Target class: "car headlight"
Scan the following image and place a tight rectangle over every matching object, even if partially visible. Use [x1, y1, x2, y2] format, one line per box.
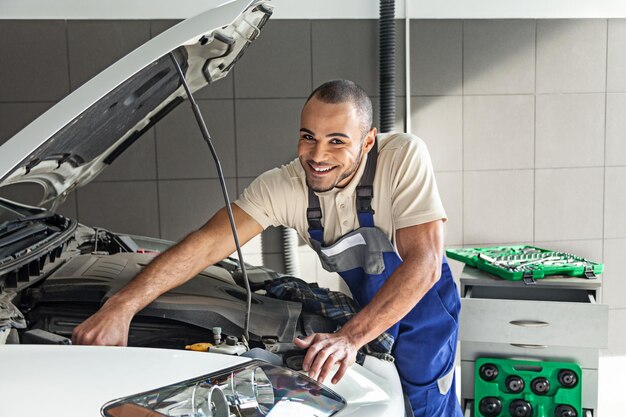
[102, 360, 346, 417]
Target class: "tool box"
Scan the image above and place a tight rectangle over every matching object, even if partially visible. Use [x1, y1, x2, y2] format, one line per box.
[446, 245, 603, 283]
[474, 357, 582, 417]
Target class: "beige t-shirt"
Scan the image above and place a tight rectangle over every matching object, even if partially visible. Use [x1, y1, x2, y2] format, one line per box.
[234, 132, 447, 247]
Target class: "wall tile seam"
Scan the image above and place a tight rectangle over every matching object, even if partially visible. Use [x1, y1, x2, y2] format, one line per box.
[0, 101, 60, 104]
[601, 18, 610, 273]
[413, 94, 534, 99]
[456, 246, 603, 252]
[64, 19, 72, 96]
[411, 92, 626, 97]
[460, 93, 537, 97]
[153, 136, 163, 238]
[309, 19, 314, 91]
[460, 19, 466, 249]
[231, 95, 408, 100]
[64, 20, 79, 218]
[230, 62, 239, 205]
[409, 95, 463, 98]
[461, 165, 537, 172]
[533, 19, 538, 244]
[445, 241, 464, 247]
[458, 243, 536, 247]
[532, 238, 610, 243]
[91, 177, 240, 183]
[534, 166, 607, 171]
[151, 53, 164, 238]
[465, 166, 608, 172]
[534, 91, 608, 96]
[463, 168, 535, 173]
[177, 98, 237, 101]
[233, 95, 410, 99]
[231, 96, 308, 100]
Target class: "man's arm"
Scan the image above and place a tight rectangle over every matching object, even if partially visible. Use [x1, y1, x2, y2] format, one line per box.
[293, 219, 444, 384]
[72, 204, 263, 346]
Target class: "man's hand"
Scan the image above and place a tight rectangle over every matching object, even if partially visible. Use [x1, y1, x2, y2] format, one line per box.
[71, 302, 133, 346]
[293, 331, 358, 385]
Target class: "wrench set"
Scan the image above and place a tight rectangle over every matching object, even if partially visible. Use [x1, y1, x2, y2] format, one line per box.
[446, 245, 603, 284]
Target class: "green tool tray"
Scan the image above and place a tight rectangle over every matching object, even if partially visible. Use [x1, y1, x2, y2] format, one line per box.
[446, 245, 603, 282]
[474, 357, 582, 417]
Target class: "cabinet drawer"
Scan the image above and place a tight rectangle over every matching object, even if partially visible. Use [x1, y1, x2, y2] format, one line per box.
[461, 361, 598, 409]
[460, 296, 608, 349]
[461, 341, 599, 369]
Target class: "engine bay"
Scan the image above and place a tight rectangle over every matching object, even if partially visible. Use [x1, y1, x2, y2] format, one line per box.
[1, 227, 337, 366]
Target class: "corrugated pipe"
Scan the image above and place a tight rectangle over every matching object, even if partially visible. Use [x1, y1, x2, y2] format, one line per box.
[379, 0, 396, 133]
[282, 226, 301, 277]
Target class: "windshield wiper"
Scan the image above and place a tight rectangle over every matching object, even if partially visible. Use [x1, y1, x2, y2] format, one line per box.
[0, 211, 58, 236]
[0, 222, 50, 251]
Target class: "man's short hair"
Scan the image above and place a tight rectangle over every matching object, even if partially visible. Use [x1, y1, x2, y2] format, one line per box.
[305, 79, 373, 137]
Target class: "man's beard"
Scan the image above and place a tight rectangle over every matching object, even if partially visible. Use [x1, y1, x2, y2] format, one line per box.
[305, 142, 365, 192]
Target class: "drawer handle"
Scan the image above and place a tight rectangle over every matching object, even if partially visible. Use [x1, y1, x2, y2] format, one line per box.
[510, 343, 548, 349]
[509, 320, 549, 328]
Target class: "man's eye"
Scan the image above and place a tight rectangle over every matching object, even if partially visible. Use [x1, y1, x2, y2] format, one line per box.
[330, 139, 344, 145]
[301, 135, 315, 141]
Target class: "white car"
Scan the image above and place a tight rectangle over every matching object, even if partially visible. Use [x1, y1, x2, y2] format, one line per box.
[0, 1, 407, 416]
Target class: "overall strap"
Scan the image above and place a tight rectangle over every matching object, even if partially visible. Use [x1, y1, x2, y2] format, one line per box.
[356, 139, 378, 228]
[307, 138, 379, 243]
[307, 187, 324, 244]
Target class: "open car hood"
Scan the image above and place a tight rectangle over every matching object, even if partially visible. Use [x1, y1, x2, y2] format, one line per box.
[0, 0, 272, 209]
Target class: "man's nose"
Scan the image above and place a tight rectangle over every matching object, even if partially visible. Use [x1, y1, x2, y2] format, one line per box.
[310, 141, 329, 162]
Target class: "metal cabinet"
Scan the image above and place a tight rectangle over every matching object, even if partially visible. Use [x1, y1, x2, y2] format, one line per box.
[458, 266, 608, 416]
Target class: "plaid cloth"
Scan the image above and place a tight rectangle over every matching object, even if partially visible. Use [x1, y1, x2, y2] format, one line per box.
[265, 276, 395, 362]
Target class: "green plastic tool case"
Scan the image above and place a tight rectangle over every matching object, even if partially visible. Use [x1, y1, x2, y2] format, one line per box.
[474, 357, 582, 417]
[446, 245, 603, 282]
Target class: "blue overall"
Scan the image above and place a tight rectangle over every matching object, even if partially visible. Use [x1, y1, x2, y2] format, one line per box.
[306, 140, 462, 417]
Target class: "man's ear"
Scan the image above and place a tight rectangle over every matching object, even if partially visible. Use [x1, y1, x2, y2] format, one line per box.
[363, 127, 377, 153]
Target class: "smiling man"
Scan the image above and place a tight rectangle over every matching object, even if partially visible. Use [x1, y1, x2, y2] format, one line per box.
[73, 80, 462, 417]
[298, 92, 371, 192]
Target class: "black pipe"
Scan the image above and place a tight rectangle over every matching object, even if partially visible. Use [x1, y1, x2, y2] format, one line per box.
[379, 0, 396, 133]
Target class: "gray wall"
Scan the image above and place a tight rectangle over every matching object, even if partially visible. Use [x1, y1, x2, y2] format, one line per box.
[1, 19, 625, 354]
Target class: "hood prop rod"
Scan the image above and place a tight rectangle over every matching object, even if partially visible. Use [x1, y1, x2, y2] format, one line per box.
[168, 52, 252, 347]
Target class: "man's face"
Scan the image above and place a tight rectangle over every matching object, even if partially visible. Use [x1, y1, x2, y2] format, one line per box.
[298, 97, 375, 192]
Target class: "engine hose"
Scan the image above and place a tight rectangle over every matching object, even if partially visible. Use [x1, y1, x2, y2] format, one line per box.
[379, 0, 396, 133]
[282, 226, 301, 277]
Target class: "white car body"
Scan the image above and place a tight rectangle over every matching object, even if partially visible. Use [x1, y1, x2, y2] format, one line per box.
[1, 346, 404, 416]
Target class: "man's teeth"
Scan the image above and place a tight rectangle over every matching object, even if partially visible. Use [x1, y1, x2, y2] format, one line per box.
[313, 166, 333, 172]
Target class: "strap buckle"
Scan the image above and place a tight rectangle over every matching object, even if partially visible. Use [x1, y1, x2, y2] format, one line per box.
[356, 185, 375, 214]
[306, 207, 323, 230]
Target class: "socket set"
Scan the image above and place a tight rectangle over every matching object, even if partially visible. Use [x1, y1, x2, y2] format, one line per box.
[446, 245, 603, 283]
[474, 357, 582, 417]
